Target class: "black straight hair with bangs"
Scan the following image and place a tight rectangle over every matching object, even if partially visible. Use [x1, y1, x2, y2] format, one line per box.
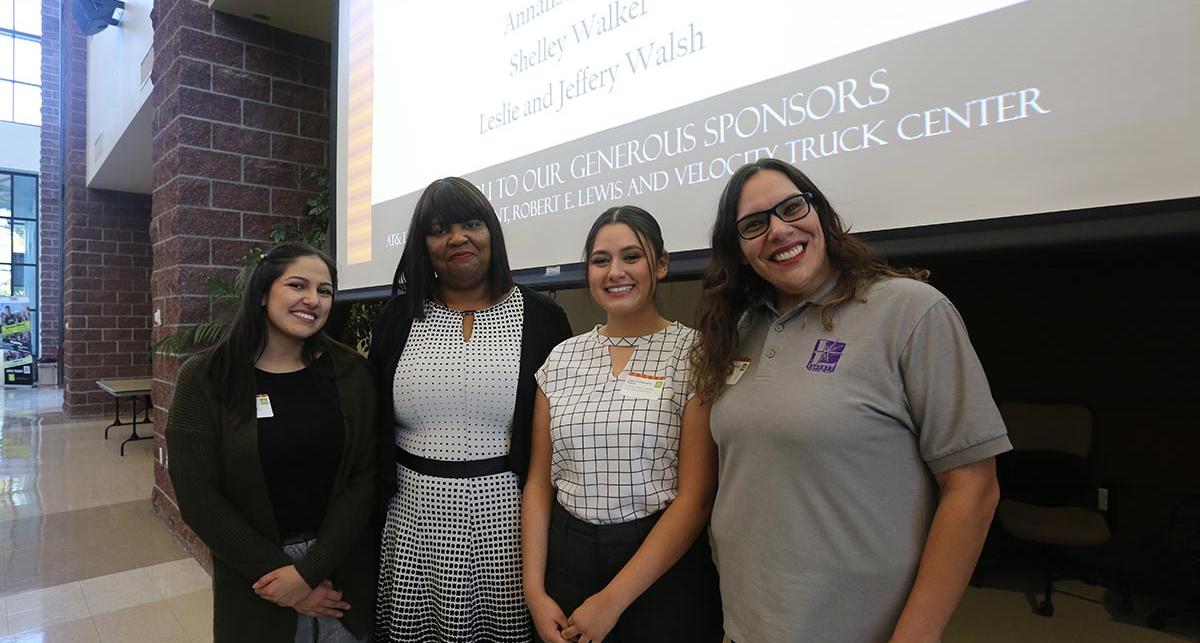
[391, 177, 514, 320]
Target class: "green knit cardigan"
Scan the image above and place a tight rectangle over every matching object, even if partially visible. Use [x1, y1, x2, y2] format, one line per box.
[166, 341, 378, 641]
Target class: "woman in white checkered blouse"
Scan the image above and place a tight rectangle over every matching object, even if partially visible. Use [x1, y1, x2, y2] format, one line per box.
[522, 206, 723, 643]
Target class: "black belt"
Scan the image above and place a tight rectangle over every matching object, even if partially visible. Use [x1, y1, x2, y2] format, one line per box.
[396, 446, 510, 479]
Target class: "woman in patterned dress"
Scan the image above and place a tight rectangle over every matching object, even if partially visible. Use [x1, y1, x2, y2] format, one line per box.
[523, 206, 723, 643]
[369, 177, 572, 642]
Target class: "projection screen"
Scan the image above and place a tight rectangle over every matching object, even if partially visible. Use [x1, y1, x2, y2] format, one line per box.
[334, 0, 1200, 294]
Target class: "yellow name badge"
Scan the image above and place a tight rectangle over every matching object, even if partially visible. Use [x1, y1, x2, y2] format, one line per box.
[255, 394, 274, 419]
[726, 358, 752, 385]
[621, 372, 666, 399]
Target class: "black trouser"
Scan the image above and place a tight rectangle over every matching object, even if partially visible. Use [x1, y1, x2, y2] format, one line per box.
[545, 503, 724, 643]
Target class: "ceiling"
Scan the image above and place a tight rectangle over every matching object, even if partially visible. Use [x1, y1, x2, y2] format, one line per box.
[207, 0, 334, 42]
[88, 98, 154, 194]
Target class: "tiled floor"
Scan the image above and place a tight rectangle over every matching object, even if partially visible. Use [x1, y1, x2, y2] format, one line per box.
[3, 386, 1198, 642]
[0, 386, 211, 642]
[948, 573, 1198, 642]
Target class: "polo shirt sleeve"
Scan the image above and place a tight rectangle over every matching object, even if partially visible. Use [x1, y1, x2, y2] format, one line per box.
[900, 298, 1012, 474]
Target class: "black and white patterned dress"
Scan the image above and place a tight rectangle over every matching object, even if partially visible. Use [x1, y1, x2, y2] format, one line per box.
[375, 288, 531, 642]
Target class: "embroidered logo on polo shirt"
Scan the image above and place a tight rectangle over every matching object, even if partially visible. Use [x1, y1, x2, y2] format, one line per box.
[806, 339, 845, 373]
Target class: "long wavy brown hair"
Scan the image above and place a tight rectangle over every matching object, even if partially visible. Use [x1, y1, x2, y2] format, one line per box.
[691, 158, 928, 403]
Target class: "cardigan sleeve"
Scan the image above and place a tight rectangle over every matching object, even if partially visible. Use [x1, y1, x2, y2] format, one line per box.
[366, 296, 401, 385]
[508, 288, 574, 485]
[368, 296, 409, 531]
[549, 300, 573, 346]
[292, 353, 378, 588]
[532, 288, 574, 357]
[165, 357, 293, 580]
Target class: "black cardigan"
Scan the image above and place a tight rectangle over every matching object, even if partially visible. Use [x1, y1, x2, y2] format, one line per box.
[167, 341, 377, 641]
[367, 285, 572, 520]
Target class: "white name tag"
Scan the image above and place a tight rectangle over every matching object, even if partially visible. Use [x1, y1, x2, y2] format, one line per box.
[726, 358, 752, 385]
[255, 394, 274, 419]
[621, 372, 666, 399]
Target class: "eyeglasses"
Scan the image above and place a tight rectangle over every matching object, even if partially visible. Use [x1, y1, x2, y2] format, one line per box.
[735, 193, 813, 240]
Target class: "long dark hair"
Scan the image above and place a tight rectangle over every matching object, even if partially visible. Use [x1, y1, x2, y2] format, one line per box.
[691, 158, 927, 402]
[391, 177, 514, 319]
[205, 242, 338, 425]
[583, 205, 667, 297]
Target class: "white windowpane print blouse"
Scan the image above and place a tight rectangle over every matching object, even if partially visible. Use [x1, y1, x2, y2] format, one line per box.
[535, 322, 697, 524]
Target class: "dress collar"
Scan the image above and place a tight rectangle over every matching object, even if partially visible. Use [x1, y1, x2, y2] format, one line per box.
[590, 321, 676, 347]
[428, 286, 518, 315]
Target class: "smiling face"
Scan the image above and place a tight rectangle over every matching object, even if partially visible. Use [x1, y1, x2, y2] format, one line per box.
[426, 218, 493, 293]
[587, 222, 667, 319]
[263, 255, 333, 347]
[736, 169, 834, 312]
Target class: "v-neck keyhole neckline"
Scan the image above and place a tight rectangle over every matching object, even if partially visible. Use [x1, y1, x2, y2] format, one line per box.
[592, 321, 678, 378]
[460, 312, 474, 342]
[607, 345, 636, 378]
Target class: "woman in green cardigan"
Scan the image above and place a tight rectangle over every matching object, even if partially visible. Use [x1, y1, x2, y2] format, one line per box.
[166, 242, 378, 642]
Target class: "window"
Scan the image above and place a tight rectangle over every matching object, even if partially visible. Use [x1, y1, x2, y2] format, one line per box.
[0, 172, 38, 353]
[0, 0, 40, 126]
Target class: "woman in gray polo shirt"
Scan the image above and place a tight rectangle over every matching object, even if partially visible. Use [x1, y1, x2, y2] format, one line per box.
[691, 158, 1011, 643]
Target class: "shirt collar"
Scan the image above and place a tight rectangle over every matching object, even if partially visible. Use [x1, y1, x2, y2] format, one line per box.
[748, 274, 839, 321]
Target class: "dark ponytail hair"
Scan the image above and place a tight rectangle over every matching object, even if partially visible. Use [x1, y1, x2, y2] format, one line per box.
[583, 205, 668, 295]
[204, 242, 337, 425]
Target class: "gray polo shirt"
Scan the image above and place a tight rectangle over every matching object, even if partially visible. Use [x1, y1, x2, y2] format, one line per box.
[710, 277, 1010, 643]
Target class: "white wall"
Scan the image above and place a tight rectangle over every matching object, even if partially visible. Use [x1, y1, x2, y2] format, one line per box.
[0, 122, 41, 174]
[86, 0, 154, 193]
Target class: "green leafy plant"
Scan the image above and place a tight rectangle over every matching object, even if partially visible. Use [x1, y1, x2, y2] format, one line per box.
[343, 300, 380, 353]
[148, 320, 230, 356]
[151, 168, 380, 356]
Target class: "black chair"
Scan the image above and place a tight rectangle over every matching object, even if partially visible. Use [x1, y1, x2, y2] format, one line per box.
[994, 402, 1117, 617]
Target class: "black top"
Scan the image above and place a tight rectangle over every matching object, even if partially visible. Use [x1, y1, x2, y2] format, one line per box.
[254, 367, 345, 538]
[368, 285, 573, 526]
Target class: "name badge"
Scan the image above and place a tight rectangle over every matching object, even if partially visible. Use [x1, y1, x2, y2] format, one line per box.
[256, 394, 274, 419]
[727, 358, 752, 385]
[621, 372, 666, 399]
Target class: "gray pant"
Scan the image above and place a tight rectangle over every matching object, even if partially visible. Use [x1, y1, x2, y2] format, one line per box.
[283, 539, 368, 643]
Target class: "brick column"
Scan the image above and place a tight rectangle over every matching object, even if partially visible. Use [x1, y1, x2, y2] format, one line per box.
[39, 0, 63, 363]
[48, 1, 154, 416]
[148, 0, 330, 562]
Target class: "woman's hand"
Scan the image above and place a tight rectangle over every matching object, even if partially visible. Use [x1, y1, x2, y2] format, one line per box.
[527, 591, 573, 643]
[252, 564, 313, 607]
[294, 580, 350, 618]
[561, 591, 624, 643]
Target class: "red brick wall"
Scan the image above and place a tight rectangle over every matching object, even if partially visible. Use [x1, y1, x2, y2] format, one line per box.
[38, 0, 62, 363]
[50, 1, 154, 416]
[61, 189, 153, 417]
[148, 0, 330, 563]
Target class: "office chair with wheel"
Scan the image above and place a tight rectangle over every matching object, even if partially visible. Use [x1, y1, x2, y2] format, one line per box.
[994, 402, 1118, 617]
